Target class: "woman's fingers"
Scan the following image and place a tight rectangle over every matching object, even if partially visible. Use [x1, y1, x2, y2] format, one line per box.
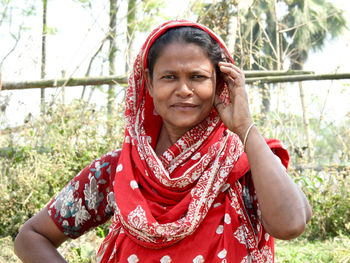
[219, 64, 240, 78]
[218, 62, 245, 88]
[219, 62, 243, 74]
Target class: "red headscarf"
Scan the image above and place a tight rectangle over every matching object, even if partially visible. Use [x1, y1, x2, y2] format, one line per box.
[97, 20, 289, 263]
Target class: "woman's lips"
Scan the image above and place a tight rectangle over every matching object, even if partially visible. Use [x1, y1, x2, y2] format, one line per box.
[171, 102, 198, 111]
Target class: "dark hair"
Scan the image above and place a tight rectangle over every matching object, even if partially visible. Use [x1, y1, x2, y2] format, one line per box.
[147, 26, 223, 78]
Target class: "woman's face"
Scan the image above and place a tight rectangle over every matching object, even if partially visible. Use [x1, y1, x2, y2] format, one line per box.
[146, 42, 217, 137]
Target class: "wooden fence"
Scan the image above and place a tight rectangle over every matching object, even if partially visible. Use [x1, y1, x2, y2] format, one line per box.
[1, 71, 350, 91]
[1, 71, 349, 172]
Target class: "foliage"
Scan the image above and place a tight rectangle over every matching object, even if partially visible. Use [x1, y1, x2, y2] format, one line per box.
[283, 0, 347, 67]
[57, 230, 104, 263]
[1, 91, 349, 252]
[196, 0, 238, 43]
[252, 94, 350, 239]
[136, 0, 167, 32]
[0, 99, 125, 239]
[0, 229, 104, 263]
[297, 168, 350, 239]
[194, 0, 347, 70]
[275, 236, 350, 262]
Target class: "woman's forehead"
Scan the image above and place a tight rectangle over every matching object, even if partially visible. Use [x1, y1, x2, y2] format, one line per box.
[156, 41, 209, 58]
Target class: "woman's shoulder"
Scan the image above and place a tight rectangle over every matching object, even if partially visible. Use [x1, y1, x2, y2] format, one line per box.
[67, 149, 122, 193]
[87, 149, 122, 183]
[96, 149, 122, 164]
[46, 149, 122, 238]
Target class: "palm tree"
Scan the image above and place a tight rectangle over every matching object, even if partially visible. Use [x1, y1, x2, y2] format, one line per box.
[282, 0, 346, 158]
[193, 0, 347, 159]
[283, 0, 347, 70]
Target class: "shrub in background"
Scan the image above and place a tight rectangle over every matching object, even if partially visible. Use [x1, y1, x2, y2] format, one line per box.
[0, 100, 124, 238]
[0, 99, 349, 245]
[295, 168, 350, 239]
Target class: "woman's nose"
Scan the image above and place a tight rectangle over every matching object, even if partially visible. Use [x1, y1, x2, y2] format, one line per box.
[176, 80, 193, 97]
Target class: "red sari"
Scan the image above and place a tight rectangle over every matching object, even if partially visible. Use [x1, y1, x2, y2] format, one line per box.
[97, 20, 289, 262]
[48, 20, 289, 263]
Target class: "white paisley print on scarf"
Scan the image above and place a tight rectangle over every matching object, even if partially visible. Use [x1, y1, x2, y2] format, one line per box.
[127, 205, 148, 230]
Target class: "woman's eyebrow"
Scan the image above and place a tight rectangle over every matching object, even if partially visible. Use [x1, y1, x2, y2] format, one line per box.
[191, 69, 211, 74]
[190, 68, 213, 75]
[156, 69, 177, 75]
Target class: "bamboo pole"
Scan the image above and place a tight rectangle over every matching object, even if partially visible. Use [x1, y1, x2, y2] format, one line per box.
[0, 71, 314, 91]
[2, 72, 350, 91]
[244, 70, 314, 77]
[1, 75, 127, 90]
[292, 164, 350, 173]
[245, 73, 350, 84]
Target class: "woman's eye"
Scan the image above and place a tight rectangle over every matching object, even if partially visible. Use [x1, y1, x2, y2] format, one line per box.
[192, 75, 206, 80]
[162, 75, 175, 80]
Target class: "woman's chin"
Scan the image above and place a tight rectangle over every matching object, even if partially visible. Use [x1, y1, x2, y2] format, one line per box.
[166, 118, 204, 132]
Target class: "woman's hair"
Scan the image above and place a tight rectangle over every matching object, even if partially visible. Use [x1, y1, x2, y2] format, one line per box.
[147, 26, 223, 78]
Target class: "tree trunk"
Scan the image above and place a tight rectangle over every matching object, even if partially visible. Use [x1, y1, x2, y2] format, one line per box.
[40, 0, 47, 114]
[126, 0, 136, 73]
[298, 81, 314, 160]
[259, 83, 271, 125]
[61, 70, 66, 104]
[107, 0, 117, 136]
[291, 51, 314, 160]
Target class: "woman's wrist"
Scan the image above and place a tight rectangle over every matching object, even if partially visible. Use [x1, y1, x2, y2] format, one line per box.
[234, 120, 255, 142]
[243, 123, 255, 151]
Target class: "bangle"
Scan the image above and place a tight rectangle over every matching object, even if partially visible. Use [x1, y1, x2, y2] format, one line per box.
[243, 123, 255, 151]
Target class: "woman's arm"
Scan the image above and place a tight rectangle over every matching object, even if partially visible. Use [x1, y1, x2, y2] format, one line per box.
[14, 207, 69, 263]
[215, 62, 312, 240]
[240, 125, 312, 240]
[15, 151, 119, 262]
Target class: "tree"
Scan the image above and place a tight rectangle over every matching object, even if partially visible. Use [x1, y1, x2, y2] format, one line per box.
[107, 0, 118, 136]
[283, 0, 346, 70]
[283, 0, 346, 158]
[197, 0, 237, 44]
[0, 0, 35, 70]
[192, 0, 347, 160]
[40, 0, 47, 114]
[125, 0, 137, 73]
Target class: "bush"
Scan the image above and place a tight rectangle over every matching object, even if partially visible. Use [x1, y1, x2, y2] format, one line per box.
[254, 109, 350, 240]
[0, 97, 349, 250]
[0, 100, 124, 238]
[294, 168, 350, 239]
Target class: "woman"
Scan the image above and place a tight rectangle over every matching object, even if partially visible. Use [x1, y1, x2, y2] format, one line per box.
[14, 20, 311, 263]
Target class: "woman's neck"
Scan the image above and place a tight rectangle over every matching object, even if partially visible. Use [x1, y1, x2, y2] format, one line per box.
[155, 125, 186, 157]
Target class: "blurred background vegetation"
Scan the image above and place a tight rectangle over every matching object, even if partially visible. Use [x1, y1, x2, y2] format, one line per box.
[1, 0, 350, 262]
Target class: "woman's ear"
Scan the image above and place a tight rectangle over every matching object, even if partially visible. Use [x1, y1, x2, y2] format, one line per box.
[144, 69, 153, 97]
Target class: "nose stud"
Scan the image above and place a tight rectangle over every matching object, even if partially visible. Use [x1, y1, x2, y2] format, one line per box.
[191, 88, 194, 92]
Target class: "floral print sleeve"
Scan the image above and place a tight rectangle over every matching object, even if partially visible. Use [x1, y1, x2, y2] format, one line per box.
[47, 150, 121, 239]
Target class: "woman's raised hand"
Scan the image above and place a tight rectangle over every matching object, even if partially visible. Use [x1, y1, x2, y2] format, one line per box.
[214, 62, 253, 140]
